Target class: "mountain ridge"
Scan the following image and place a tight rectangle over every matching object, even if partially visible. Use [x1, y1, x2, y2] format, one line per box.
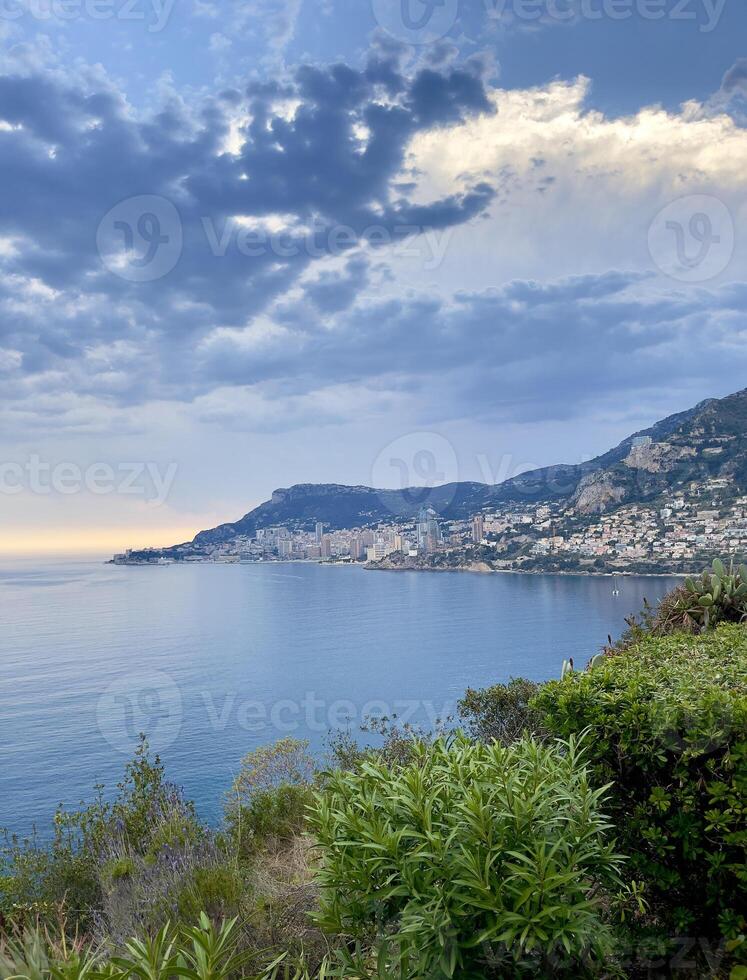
[130, 389, 747, 559]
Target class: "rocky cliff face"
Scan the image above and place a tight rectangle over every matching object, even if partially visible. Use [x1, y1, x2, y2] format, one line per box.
[572, 472, 627, 515]
[566, 388, 747, 514]
[622, 441, 696, 474]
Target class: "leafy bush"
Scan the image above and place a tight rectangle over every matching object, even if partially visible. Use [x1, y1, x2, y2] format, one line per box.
[230, 739, 316, 800]
[607, 560, 747, 655]
[310, 734, 624, 978]
[457, 677, 545, 745]
[0, 928, 100, 980]
[656, 559, 747, 633]
[225, 739, 316, 858]
[325, 715, 447, 774]
[534, 623, 747, 943]
[0, 914, 326, 980]
[0, 738, 211, 937]
[98, 835, 239, 946]
[176, 867, 242, 923]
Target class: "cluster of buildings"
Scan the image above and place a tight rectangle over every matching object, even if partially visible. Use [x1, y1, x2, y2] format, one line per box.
[528, 480, 747, 566]
[114, 477, 747, 571]
[190, 507, 497, 566]
[116, 506, 458, 565]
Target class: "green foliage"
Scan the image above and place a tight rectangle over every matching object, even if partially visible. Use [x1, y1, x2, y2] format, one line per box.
[222, 738, 315, 863]
[172, 913, 250, 980]
[101, 858, 135, 884]
[230, 740, 316, 802]
[176, 868, 243, 923]
[0, 915, 319, 980]
[457, 678, 545, 746]
[612, 560, 747, 650]
[225, 739, 316, 859]
[325, 715, 448, 774]
[0, 930, 102, 980]
[534, 623, 747, 942]
[110, 923, 181, 980]
[310, 734, 624, 978]
[144, 812, 204, 867]
[228, 787, 312, 860]
[664, 558, 747, 632]
[0, 737, 205, 934]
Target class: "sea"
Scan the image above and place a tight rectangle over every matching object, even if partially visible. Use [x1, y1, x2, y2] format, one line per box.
[0, 557, 680, 837]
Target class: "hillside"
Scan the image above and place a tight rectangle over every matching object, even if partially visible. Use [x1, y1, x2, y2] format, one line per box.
[129, 388, 747, 559]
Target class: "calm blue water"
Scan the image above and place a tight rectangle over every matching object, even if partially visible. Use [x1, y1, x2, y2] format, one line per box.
[0, 558, 679, 836]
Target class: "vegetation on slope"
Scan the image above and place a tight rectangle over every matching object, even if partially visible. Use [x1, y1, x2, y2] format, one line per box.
[1, 567, 746, 978]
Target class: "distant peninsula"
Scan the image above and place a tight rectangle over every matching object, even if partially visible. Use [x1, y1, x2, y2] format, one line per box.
[113, 388, 747, 575]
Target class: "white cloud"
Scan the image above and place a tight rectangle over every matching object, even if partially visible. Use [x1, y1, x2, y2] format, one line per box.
[233, 0, 303, 58]
[388, 78, 747, 296]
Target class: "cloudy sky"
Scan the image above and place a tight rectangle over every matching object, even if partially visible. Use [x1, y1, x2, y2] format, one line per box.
[2, 0, 747, 553]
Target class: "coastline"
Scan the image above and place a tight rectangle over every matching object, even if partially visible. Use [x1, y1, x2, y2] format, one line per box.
[110, 556, 687, 579]
[364, 562, 686, 579]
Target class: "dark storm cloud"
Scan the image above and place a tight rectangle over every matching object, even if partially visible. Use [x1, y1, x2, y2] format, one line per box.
[4, 48, 744, 440]
[0, 52, 495, 385]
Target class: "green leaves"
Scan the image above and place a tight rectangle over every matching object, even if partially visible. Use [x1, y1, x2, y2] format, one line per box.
[662, 559, 747, 633]
[0, 916, 315, 980]
[535, 622, 747, 943]
[309, 734, 623, 977]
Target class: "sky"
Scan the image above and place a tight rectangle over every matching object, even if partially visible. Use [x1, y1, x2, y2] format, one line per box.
[1, 0, 747, 554]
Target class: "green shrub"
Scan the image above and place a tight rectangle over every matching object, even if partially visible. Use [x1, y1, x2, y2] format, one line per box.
[533, 623, 747, 941]
[102, 857, 136, 884]
[664, 559, 747, 633]
[0, 929, 101, 980]
[1, 737, 207, 935]
[457, 677, 545, 745]
[325, 716, 447, 774]
[177, 866, 243, 922]
[230, 740, 316, 800]
[144, 811, 206, 867]
[608, 560, 747, 654]
[0, 915, 333, 980]
[310, 734, 624, 978]
[228, 786, 313, 859]
[226, 739, 316, 859]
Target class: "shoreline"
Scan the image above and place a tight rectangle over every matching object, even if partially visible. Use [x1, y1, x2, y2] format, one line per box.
[109, 557, 687, 579]
[364, 563, 686, 579]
